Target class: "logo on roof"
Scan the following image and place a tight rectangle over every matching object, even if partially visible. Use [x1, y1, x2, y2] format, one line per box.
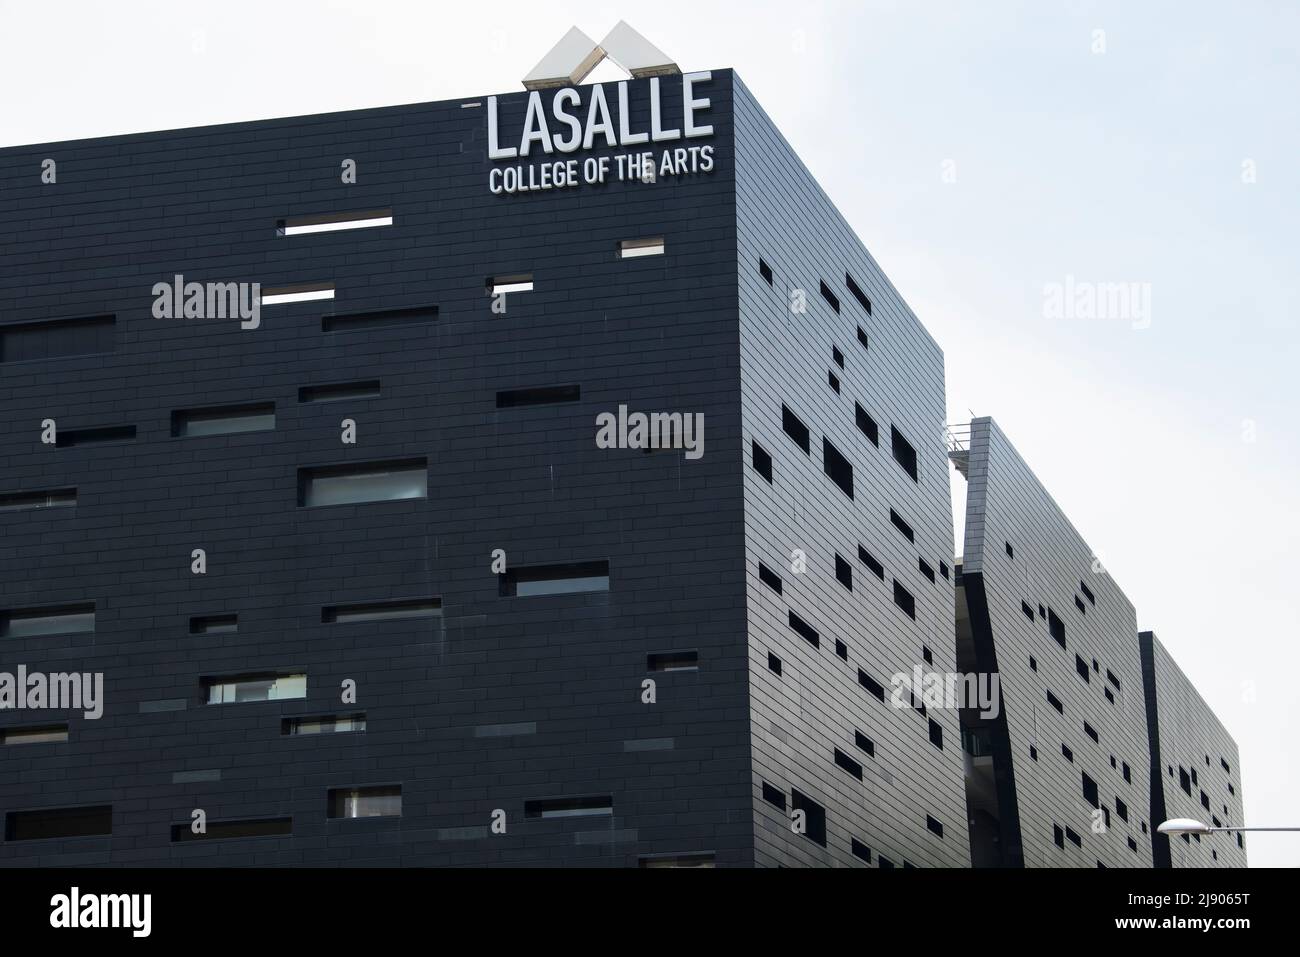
[523, 21, 679, 90]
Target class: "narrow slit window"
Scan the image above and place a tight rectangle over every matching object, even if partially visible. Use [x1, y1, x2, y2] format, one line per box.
[822, 438, 854, 498]
[782, 405, 810, 454]
[855, 731, 875, 756]
[500, 560, 610, 597]
[752, 441, 773, 483]
[327, 785, 402, 819]
[0, 314, 115, 363]
[926, 815, 944, 837]
[856, 326, 869, 350]
[890, 426, 919, 482]
[524, 796, 613, 819]
[889, 508, 915, 542]
[854, 403, 879, 445]
[828, 370, 840, 394]
[852, 838, 872, 862]
[768, 652, 782, 675]
[1046, 690, 1063, 714]
[893, 580, 916, 619]
[1048, 609, 1066, 648]
[496, 384, 580, 408]
[1080, 580, 1096, 605]
[928, 719, 943, 750]
[834, 748, 864, 780]
[788, 611, 819, 648]
[171, 818, 291, 842]
[190, 614, 237, 635]
[277, 208, 392, 236]
[1, 724, 69, 745]
[857, 546, 885, 579]
[758, 563, 783, 594]
[619, 237, 664, 259]
[322, 304, 435, 332]
[204, 673, 306, 705]
[647, 651, 699, 672]
[832, 345, 844, 369]
[5, 806, 111, 841]
[172, 403, 275, 438]
[819, 281, 840, 314]
[282, 713, 366, 735]
[487, 273, 534, 295]
[299, 459, 427, 507]
[835, 639, 848, 660]
[858, 670, 886, 701]
[762, 782, 786, 809]
[845, 273, 873, 314]
[262, 282, 335, 306]
[790, 791, 827, 846]
[299, 380, 381, 403]
[0, 603, 94, 638]
[55, 425, 135, 448]
[835, 554, 853, 590]
[0, 488, 76, 511]
[322, 598, 440, 623]
[919, 558, 935, 583]
[758, 259, 773, 285]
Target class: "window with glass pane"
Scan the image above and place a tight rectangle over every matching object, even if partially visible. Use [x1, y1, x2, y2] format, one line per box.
[299, 460, 427, 507]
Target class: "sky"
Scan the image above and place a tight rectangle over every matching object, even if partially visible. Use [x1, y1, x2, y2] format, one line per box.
[1, 0, 1296, 866]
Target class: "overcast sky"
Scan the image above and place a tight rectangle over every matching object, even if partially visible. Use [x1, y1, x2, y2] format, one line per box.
[2, 0, 1296, 866]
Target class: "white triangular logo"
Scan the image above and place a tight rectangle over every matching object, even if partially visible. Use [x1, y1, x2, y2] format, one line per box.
[523, 21, 679, 90]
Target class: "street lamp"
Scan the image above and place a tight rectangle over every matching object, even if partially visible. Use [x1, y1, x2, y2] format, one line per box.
[1157, 818, 1300, 837]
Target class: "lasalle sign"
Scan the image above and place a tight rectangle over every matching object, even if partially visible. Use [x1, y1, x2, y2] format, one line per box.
[485, 71, 716, 195]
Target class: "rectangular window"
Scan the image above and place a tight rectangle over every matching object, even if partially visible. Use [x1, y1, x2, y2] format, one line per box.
[854, 403, 879, 445]
[639, 853, 715, 868]
[171, 818, 291, 842]
[928, 719, 943, 750]
[768, 652, 782, 675]
[788, 611, 819, 648]
[204, 673, 306, 705]
[277, 208, 392, 235]
[827, 370, 841, 394]
[858, 670, 886, 701]
[834, 748, 864, 780]
[299, 380, 381, 403]
[851, 838, 872, 862]
[823, 439, 853, 498]
[1054, 824, 1065, 849]
[487, 273, 534, 295]
[1221, 757, 1231, 773]
[282, 713, 366, 735]
[1106, 669, 1122, 692]
[919, 558, 935, 583]
[762, 782, 786, 809]
[171, 403, 274, 438]
[1080, 580, 1096, 605]
[1104, 687, 1115, 704]
[1075, 596, 1087, 614]
[758, 563, 783, 594]
[1123, 761, 1131, 783]
[1075, 655, 1090, 682]
[856, 326, 869, 350]
[524, 796, 613, 819]
[55, 425, 136, 448]
[618, 237, 664, 259]
[892, 580, 916, 619]
[189, 614, 237, 635]
[5, 805, 111, 841]
[322, 303, 434, 332]
[647, 651, 698, 672]
[890, 426, 918, 482]
[926, 815, 944, 837]
[835, 639, 848, 660]
[1048, 609, 1066, 648]
[858, 546, 885, 579]
[0, 603, 94, 638]
[1115, 798, 1128, 821]
[790, 791, 827, 846]
[0, 314, 115, 363]
[889, 509, 914, 542]
[1084, 722, 1098, 743]
[879, 856, 895, 869]
[832, 345, 844, 369]
[940, 562, 949, 580]
[262, 282, 335, 306]
[1062, 743, 1074, 762]
[1082, 772, 1099, 808]
[322, 598, 440, 623]
[782, 405, 810, 454]
[496, 384, 580, 408]
[500, 561, 609, 597]
[835, 554, 853, 590]
[298, 459, 427, 507]
[1066, 827, 1081, 848]
[845, 273, 872, 314]
[1046, 690, 1063, 714]
[819, 280, 840, 314]
[752, 440, 773, 482]
[0, 487, 76, 512]
[1, 724, 69, 745]
[1021, 601, 1035, 622]
[1006, 542, 1015, 559]
[327, 785, 401, 819]
[855, 731, 875, 756]
[758, 259, 773, 285]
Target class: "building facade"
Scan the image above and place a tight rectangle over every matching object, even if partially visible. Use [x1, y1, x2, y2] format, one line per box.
[0, 53, 1244, 867]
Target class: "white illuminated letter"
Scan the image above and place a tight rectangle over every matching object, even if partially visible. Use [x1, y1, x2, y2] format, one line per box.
[487, 96, 518, 160]
[683, 71, 714, 138]
[551, 89, 583, 153]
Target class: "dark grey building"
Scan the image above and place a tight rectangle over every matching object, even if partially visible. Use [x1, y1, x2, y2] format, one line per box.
[953, 417, 1155, 867]
[1140, 631, 1247, 867]
[0, 63, 966, 868]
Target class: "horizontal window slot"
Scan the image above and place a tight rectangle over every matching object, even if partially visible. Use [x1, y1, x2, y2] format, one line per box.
[0, 487, 76, 511]
[189, 614, 237, 635]
[619, 237, 665, 259]
[845, 273, 873, 314]
[5, 805, 111, 841]
[171, 403, 274, 437]
[0, 314, 115, 363]
[647, 651, 698, 672]
[261, 283, 335, 306]
[496, 384, 580, 408]
[322, 304, 435, 332]
[327, 785, 402, 819]
[500, 560, 610, 597]
[277, 208, 392, 236]
[204, 673, 306, 705]
[1, 724, 69, 745]
[524, 796, 613, 819]
[322, 598, 441, 624]
[0, 603, 95, 638]
[298, 459, 427, 507]
[282, 713, 367, 735]
[487, 274, 535, 295]
[171, 817, 291, 842]
[55, 425, 136, 448]
[298, 380, 381, 403]
[639, 853, 715, 868]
